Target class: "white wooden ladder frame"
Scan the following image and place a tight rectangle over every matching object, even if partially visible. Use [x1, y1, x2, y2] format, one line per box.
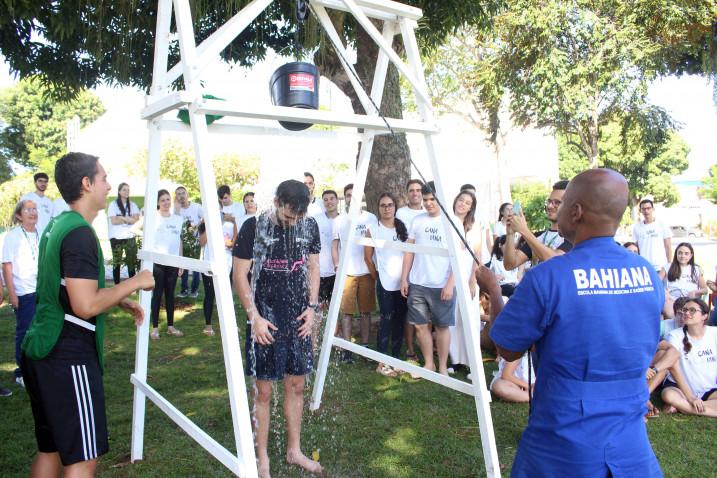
[131, 1, 500, 477]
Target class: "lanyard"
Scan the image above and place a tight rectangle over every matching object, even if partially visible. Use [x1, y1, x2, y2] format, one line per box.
[541, 230, 560, 249]
[20, 226, 39, 262]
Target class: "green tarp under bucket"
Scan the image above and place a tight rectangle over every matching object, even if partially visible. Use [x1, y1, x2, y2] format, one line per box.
[177, 94, 225, 125]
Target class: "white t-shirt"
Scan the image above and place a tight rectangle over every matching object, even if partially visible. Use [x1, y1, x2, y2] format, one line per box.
[307, 198, 325, 218]
[153, 214, 184, 256]
[202, 218, 234, 271]
[52, 198, 70, 217]
[368, 222, 405, 291]
[492, 221, 507, 237]
[456, 226, 481, 282]
[667, 326, 717, 399]
[222, 203, 245, 221]
[490, 254, 518, 285]
[21, 192, 53, 234]
[178, 202, 204, 227]
[633, 219, 672, 270]
[333, 210, 378, 276]
[107, 200, 139, 240]
[2, 226, 39, 295]
[490, 353, 534, 389]
[314, 211, 338, 277]
[396, 206, 424, 229]
[408, 213, 457, 289]
[236, 213, 255, 232]
[667, 265, 702, 299]
[660, 318, 682, 340]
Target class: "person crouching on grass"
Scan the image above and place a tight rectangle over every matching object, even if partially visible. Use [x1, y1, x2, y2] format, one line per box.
[20, 152, 154, 477]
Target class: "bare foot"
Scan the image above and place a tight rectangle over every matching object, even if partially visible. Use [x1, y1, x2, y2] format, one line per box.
[287, 450, 323, 476]
[258, 454, 271, 478]
[662, 405, 677, 414]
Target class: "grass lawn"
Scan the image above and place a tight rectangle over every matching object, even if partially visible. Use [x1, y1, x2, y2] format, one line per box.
[1, 289, 716, 477]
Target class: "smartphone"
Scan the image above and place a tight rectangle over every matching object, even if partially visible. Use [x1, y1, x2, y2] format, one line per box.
[513, 201, 522, 216]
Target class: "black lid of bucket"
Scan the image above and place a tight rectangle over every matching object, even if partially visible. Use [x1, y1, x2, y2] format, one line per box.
[270, 62, 320, 131]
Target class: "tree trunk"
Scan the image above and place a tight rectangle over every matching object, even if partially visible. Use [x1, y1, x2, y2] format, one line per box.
[315, 20, 410, 214]
[588, 106, 600, 169]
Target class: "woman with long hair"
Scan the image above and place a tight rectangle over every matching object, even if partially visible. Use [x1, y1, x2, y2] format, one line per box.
[661, 298, 717, 416]
[2, 199, 39, 387]
[150, 189, 185, 339]
[364, 192, 408, 377]
[492, 202, 513, 242]
[666, 242, 708, 300]
[107, 182, 140, 284]
[449, 189, 481, 374]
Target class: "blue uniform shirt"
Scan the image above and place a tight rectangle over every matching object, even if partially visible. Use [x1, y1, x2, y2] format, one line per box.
[490, 237, 664, 478]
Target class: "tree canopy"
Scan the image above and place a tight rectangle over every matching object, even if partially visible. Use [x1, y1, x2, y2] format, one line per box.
[701, 163, 717, 204]
[0, 77, 105, 173]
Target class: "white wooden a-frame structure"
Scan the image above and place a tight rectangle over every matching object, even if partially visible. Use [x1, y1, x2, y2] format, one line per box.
[131, 1, 500, 477]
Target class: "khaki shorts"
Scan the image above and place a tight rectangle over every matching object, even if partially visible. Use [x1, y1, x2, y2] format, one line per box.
[340, 274, 376, 315]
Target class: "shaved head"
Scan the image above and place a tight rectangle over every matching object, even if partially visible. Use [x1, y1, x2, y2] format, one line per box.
[557, 169, 629, 244]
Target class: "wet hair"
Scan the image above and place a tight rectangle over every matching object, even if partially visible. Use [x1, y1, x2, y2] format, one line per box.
[322, 189, 338, 199]
[276, 179, 310, 215]
[303, 172, 315, 181]
[622, 241, 640, 253]
[667, 242, 698, 283]
[115, 182, 132, 216]
[54, 152, 99, 204]
[552, 180, 569, 191]
[217, 185, 231, 199]
[639, 198, 654, 208]
[157, 189, 170, 210]
[460, 183, 475, 191]
[11, 199, 33, 225]
[673, 296, 690, 315]
[497, 202, 512, 222]
[377, 192, 408, 242]
[681, 298, 709, 355]
[421, 181, 436, 196]
[343, 183, 353, 196]
[406, 179, 423, 190]
[453, 190, 476, 232]
[34, 172, 49, 182]
[242, 191, 255, 201]
[492, 235, 507, 261]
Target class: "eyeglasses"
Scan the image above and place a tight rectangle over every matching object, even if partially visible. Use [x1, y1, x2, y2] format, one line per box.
[681, 307, 702, 315]
[544, 199, 562, 208]
[22, 208, 38, 213]
[379, 203, 395, 209]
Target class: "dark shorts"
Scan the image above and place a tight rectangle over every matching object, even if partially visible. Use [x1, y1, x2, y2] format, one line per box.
[406, 283, 456, 327]
[245, 302, 313, 381]
[319, 275, 335, 305]
[21, 321, 108, 466]
[664, 379, 717, 401]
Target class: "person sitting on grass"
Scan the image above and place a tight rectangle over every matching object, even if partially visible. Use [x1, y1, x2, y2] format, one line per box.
[661, 298, 717, 417]
[490, 351, 534, 403]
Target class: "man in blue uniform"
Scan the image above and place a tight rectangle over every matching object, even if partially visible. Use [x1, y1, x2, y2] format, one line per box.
[490, 168, 664, 477]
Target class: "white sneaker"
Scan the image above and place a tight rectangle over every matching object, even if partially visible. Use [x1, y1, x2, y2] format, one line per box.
[467, 373, 473, 381]
[447, 367, 456, 375]
[15, 376, 25, 388]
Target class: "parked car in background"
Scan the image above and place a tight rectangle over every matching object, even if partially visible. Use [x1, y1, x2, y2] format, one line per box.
[670, 225, 704, 238]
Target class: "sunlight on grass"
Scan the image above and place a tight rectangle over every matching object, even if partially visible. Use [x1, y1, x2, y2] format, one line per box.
[385, 427, 422, 456]
[1, 360, 15, 372]
[186, 388, 229, 399]
[181, 346, 201, 356]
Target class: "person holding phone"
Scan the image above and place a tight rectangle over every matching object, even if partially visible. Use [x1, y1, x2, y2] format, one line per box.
[503, 180, 573, 271]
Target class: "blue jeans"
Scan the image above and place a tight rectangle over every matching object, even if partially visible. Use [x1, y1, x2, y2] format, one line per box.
[376, 279, 407, 358]
[180, 269, 200, 294]
[710, 307, 717, 326]
[14, 293, 36, 378]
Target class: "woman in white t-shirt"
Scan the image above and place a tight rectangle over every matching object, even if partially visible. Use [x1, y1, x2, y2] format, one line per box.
[150, 189, 185, 340]
[491, 202, 512, 243]
[490, 352, 534, 403]
[1, 199, 40, 386]
[107, 182, 140, 284]
[661, 298, 717, 416]
[666, 242, 708, 300]
[449, 190, 481, 374]
[364, 193, 408, 377]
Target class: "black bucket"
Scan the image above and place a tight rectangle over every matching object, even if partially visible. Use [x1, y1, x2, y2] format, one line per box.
[269, 62, 320, 131]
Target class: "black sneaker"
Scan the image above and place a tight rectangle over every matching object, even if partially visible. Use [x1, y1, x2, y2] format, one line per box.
[0, 386, 12, 397]
[341, 351, 354, 364]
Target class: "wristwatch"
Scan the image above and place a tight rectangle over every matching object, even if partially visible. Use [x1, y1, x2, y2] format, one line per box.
[309, 303, 321, 313]
[649, 366, 659, 374]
